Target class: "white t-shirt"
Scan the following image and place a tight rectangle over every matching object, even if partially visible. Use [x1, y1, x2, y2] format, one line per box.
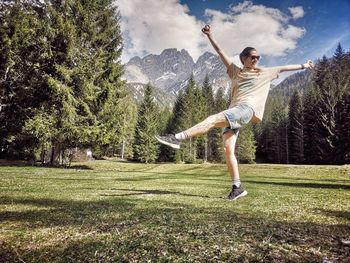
[227, 63, 280, 122]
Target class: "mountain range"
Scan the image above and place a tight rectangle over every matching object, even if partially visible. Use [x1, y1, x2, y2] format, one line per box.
[122, 48, 312, 107]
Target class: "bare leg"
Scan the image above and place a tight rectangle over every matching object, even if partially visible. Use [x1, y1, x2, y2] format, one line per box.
[183, 112, 229, 138]
[223, 129, 239, 181]
[156, 111, 229, 151]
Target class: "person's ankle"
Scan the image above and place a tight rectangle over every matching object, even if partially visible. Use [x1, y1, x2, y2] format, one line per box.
[175, 132, 188, 141]
[232, 179, 241, 188]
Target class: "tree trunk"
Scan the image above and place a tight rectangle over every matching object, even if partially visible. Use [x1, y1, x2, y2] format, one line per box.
[121, 137, 126, 160]
[40, 147, 45, 164]
[285, 124, 289, 164]
[50, 143, 62, 166]
[189, 138, 192, 160]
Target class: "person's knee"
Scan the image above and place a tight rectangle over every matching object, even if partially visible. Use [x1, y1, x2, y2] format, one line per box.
[223, 145, 229, 155]
[205, 113, 225, 127]
[204, 115, 217, 128]
[223, 143, 235, 156]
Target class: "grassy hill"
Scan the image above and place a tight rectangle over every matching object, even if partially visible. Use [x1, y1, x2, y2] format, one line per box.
[0, 161, 349, 262]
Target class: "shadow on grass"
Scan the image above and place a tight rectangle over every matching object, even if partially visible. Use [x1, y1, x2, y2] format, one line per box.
[110, 172, 224, 182]
[0, 190, 212, 229]
[99, 188, 211, 198]
[245, 180, 350, 190]
[0, 194, 349, 262]
[0, 160, 93, 170]
[0, 196, 135, 227]
[0, 160, 33, 167]
[250, 175, 350, 184]
[317, 209, 350, 220]
[66, 165, 93, 170]
[106, 165, 226, 182]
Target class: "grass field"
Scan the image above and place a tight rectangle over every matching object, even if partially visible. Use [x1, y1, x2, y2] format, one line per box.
[0, 160, 349, 262]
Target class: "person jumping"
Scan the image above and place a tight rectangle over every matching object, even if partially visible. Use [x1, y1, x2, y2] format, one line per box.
[156, 25, 314, 200]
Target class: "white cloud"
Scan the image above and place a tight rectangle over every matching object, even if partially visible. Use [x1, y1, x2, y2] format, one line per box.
[117, 0, 206, 62]
[204, 1, 306, 57]
[282, 25, 305, 39]
[117, 0, 306, 62]
[288, 6, 305, 20]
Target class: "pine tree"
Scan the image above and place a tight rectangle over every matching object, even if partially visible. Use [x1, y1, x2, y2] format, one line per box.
[133, 84, 160, 163]
[335, 92, 350, 164]
[254, 96, 275, 163]
[156, 107, 172, 162]
[166, 91, 185, 134]
[0, 0, 126, 164]
[191, 83, 206, 162]
[288, 89, 304, 163]
[173, 77, 198, 163]
[236, 124, 256, 163]
[96, 92, 137, 159]
[334, 48, 350, 164]
[303, 83, 322, 164]
[313, 56, 339, 164]
[201, 75, 216, 161]
[333, 43, 346, 72]
[211, 87, 229, 162]
[158, 107, 172, 134]
[263, 97, 289, 163]
[119, 96, 138, 160]
[46, 0, 126, 164]
[0, 1, 52, 159]
[158, 91, 185, 162]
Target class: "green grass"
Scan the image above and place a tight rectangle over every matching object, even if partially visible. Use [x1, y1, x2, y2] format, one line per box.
[0, 160, 349, 262]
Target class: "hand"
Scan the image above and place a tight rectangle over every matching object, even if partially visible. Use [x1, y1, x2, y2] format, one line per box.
[201, 24, 211, 36]
[303, 60, 314, 69]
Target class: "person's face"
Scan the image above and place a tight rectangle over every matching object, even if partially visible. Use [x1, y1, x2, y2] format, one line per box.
[243, 50, 260, 69]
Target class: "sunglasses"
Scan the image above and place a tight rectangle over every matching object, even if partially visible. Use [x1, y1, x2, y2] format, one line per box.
[249, 55, 261, 61]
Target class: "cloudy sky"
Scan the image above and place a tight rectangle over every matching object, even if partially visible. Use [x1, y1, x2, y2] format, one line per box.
[117, 0, 350, 71]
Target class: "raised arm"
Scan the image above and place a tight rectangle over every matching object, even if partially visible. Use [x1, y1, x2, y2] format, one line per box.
[202, 25, 231, 68]
[278, 60, 314, 73]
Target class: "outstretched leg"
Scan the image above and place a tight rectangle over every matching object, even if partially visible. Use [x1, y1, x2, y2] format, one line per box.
[156, 104, 253, 150]
[155, 112, 229, 149]
[182, 112, 228, 138]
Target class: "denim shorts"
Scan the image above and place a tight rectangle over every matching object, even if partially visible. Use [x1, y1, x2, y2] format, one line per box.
[223, 104, 254, 134]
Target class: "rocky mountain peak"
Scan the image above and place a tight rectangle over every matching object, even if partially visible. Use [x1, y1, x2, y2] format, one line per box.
[128, 56, 142, 66]
[196, 51, 216, 62]
[123, 49, 232, 105]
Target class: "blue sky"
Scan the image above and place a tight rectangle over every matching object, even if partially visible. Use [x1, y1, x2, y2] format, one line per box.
[180, 0, 350, 64]
[118, 0, 350, 79]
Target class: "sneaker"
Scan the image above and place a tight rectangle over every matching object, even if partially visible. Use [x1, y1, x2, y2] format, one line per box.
[227, 185, 248, 200]
[155, 134, 181, 150]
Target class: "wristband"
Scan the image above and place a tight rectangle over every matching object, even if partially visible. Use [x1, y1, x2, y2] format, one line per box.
[301, 64, 305, 69]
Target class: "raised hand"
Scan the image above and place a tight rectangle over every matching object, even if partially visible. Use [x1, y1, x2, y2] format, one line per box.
[303, 60, 314, 69]
[201, 24, 211, 36]
[201, 24, 231, 68]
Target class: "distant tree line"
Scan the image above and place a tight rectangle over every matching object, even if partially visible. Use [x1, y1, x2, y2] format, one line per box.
[255, 44, 350, 164]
